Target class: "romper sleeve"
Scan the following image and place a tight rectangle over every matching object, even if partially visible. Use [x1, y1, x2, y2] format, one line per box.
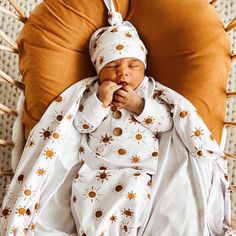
[74, 91, 109, 133]
[134, 96, 173, 133]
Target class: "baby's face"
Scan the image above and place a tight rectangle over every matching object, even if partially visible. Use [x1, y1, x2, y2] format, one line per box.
[98, 57, 145, 89]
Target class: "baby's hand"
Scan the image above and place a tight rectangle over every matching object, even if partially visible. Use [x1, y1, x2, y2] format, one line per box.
[98, 80, 122, 107]
[112, 85, 144, 115]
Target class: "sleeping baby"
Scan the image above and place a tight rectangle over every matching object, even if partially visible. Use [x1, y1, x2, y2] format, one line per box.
[71, 9, 173, 236]
[1, 1, 233, 235]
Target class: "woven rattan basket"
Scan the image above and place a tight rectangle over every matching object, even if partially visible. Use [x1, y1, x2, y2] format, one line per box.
[0, 0, 236, 226]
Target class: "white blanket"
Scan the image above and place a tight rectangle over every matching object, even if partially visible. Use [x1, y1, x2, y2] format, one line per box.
[0, 76, 234, 236]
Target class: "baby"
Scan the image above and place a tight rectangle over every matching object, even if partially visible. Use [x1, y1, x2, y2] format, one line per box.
[0, 1, 233, 235]
[71, 9, 173, 236]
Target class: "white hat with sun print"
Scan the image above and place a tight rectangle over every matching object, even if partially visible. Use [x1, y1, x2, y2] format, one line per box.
[89, 0, 148, 74]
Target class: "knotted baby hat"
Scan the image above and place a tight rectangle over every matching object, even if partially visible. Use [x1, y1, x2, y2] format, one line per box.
[89, 0, 148, 74]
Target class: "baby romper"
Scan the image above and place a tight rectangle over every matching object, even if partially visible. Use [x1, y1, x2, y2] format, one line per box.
[71, 76, 173, 235]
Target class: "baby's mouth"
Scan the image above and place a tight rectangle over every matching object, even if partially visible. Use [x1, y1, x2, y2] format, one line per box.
[119, 82, 127, 86]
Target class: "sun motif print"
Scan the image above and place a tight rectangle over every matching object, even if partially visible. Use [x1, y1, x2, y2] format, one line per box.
[0, 75, 230, 235]
[71, 76, 173, 234]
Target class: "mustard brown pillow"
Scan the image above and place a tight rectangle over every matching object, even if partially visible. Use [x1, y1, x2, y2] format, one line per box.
[17, 0, 231, 144]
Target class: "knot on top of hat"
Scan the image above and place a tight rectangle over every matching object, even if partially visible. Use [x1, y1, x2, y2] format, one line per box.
[108, 11, 123, 26]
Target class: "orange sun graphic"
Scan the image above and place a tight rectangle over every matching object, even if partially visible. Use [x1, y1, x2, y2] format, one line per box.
[66, 113, 73, 120]
[94, 147, 104, 157]
[131, 155, 141, 163]
[43, 148, 56, 159]
[36, 168, 46, 176]
[110, 214, 118, 223]
[96, 170, 111, 183]
[127, 191, 137, 200]
[100, 134, 113, 145]
[194, 146, 205, 158]
[1, 207, 11, 219]
[83, 186, 101, 202]
[144, 116, 154, 125]
[19, 185, 36, 201]
[112, 182, 125, 194]
[120, 221, 134, 234]
[191, 127, 204, 140]
[51, 110, 64, 124]
[74, 172, 84, 183]
[130, 171, 142, 180]
[114, 145, 128, 158]
[110, 42, 128, 55]
[130, 129, 146, 144]
[51, 130, 64, 143]
[15, 205, 27, 216]
[39, 127, 52, 140]
[121, 208, 134, 218]
[92, 208, 105, 221]
[97, 163, 109, 170]
[125, 32, 133, 38]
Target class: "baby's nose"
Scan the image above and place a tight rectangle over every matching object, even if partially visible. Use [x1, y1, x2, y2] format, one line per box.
[117, 68, 128, 79]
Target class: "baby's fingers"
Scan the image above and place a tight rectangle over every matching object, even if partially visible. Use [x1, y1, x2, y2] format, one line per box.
[110, 84, 123, 93]
[101, 80, 117, 87]
[113, 94, 125, 102]
[114, 89, 127, 98]
[121, 84, 133, 92]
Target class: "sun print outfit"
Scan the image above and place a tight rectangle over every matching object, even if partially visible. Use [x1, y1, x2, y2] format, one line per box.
[0, 75, 233, 235]
[71, 76, 173, 235]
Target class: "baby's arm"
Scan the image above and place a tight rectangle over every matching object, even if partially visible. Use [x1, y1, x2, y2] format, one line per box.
[113, 85, 173, 132]
[74, 81, 122, 133]
[74, 91, 109, 133]
[134, 97, 173, 132]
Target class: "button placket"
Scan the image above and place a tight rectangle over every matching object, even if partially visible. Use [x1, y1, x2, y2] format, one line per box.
[111, 107, 127, 140]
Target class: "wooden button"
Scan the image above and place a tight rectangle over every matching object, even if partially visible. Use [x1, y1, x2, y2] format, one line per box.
[113, 110, 122, 119]
[113, 127, 122, 136]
